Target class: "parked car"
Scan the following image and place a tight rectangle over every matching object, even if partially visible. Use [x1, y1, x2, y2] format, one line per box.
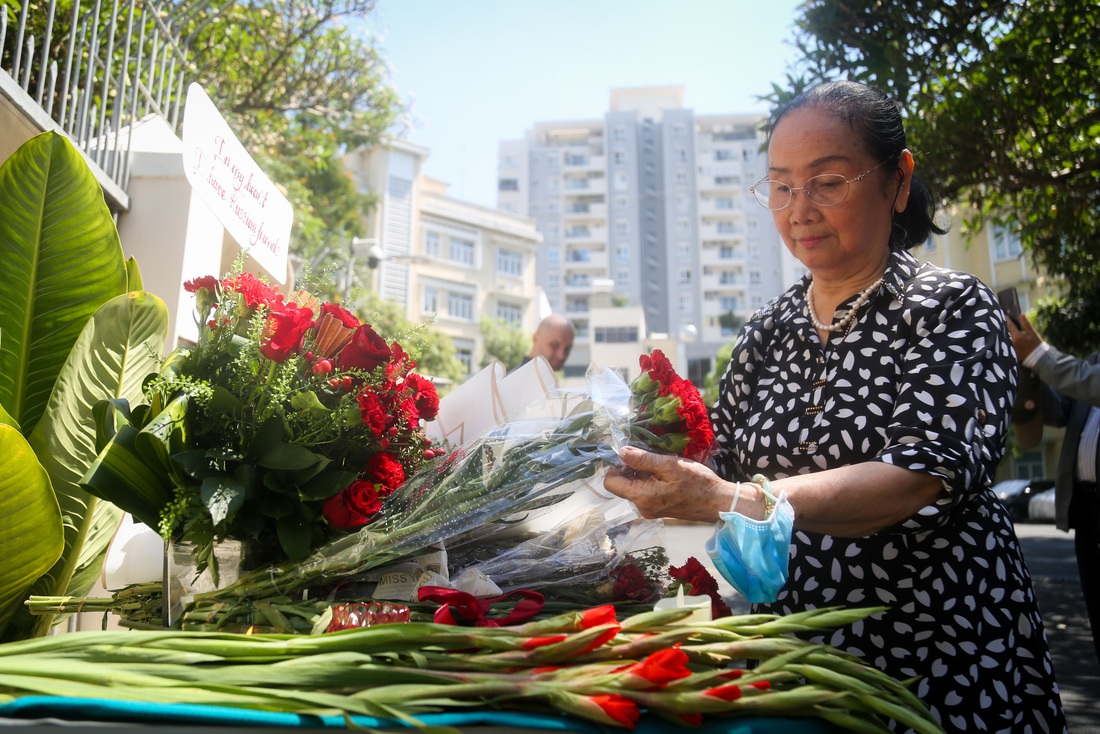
[992, 478, 1055, 523]
[1028, 487, 1057, 523]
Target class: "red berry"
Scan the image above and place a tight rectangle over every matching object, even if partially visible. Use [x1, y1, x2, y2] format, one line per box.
[387, 427, 399, 438]
[328, 378, 340, 389]
[341, 376, 354, 390]
[304, 351, 315, 361]
[379, 438, 390, 449]
[312, 359, 333, 375]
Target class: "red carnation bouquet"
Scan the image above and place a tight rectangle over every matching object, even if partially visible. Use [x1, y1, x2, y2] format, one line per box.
[81, 267, 441, 579]
[622, 349, 715, 463]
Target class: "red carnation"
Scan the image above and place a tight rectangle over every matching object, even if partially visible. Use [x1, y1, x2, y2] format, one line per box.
[612, 560, 657, 603]
[364, 451, 405, 493]
[322, 479, 382, 530]
[669, 381, 716, 462]
[222, 272, 282, 310]
[184, 275, 219, 295]
[339, 323, 392, 374]
[669, 557, 732, 618]
[639, 348, 679, 394]
[319, 302, 360, 329]
[260, 302, 315, 363]
[357, 390, 389, 437]
[405, 373, 440, 421]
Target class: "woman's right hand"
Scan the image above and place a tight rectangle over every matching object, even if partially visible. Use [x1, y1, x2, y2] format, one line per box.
[603, 446, 761, 523]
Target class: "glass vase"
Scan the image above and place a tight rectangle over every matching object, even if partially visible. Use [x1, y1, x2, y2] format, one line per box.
[163, 538, 256, 627]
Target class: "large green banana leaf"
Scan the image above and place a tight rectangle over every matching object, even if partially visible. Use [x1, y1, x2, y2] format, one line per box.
[0, 132, 129, 436]
[6, 291, 169, 640]
[0, 426, 63, 637]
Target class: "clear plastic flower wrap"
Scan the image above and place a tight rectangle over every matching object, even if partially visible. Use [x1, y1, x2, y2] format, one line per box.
[175, 354, 715, 628]
[448, 497, 671, 608]
[183, 367, 637, 611]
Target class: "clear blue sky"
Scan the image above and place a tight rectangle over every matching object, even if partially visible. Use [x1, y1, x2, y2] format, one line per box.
[362, 1, 806, 209]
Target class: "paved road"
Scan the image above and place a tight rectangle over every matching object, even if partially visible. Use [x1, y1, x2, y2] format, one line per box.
[664, 520, 1099, 732]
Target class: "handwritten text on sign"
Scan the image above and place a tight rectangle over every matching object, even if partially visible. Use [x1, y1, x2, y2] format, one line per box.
[182, 83, 292, 283]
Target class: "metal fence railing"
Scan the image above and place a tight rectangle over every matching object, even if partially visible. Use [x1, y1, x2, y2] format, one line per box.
[1, 0, 220, 210]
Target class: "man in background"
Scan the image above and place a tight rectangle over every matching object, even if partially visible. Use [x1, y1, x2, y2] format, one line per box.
[522, 314, 575, 372]
[1010, 313, 1100, 666]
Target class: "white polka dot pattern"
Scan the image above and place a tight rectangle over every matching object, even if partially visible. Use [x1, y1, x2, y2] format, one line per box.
[710, 250, 1067, 732]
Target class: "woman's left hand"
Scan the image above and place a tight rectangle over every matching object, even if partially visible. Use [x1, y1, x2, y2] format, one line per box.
[603, 446, 744, 523]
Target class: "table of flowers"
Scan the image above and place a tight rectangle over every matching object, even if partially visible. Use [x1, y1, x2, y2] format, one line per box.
[0, 132, 942, 733]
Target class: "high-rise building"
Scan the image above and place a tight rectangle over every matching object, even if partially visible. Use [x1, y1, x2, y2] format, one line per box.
[497, 86, 787, 384]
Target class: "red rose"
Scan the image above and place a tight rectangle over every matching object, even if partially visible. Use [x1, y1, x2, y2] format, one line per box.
[339, 323, 392, 374]
[364, 451, 405, 493]
[405, 373, 440, 421]
[260, 302, 315, 363]
[322, 479, 382, 530]
[222, 272, 282, 310]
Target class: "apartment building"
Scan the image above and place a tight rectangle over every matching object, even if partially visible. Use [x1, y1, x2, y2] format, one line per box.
[343, 142, 542, 376]
[497, 86, 787, 385]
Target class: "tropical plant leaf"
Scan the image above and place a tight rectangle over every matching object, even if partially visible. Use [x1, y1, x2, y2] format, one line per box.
[0, 132, 129, 436]
[124, 256, 144, 292]
[0, 426, 63, 640]
[18, 291, 168, 638]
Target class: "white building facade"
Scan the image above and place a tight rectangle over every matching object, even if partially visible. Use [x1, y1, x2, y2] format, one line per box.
[497, 86, 787, 384]
[344, 142, 542, 376]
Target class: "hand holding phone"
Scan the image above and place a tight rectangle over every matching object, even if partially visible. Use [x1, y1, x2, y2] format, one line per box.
[997, 287, 1022, 328]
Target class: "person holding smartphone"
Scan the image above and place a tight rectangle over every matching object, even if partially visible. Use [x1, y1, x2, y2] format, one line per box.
[1009, 312, 1100, 666]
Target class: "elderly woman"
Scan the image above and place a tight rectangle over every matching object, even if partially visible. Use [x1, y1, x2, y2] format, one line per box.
[605, 80, 1066, 731]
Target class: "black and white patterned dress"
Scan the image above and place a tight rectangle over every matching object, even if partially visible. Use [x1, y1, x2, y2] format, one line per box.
[710, 249, 1067, 732]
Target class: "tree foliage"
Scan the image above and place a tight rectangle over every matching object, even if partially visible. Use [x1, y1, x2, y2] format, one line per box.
[184, 0, 404, 267]
[479, 318, 529, 371]
[770, 0, 1100, 354]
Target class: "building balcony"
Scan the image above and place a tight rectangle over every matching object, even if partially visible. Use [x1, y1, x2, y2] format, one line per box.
[563, 224, 607, 242]
[700, 246, 745, 267]
[702, 274, 746, 291]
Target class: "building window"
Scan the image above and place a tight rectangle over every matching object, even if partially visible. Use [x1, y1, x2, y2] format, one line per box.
[717, 221, 738, 234]
[447, 292, 474, 321]
[455, 347, 473, 374]
[450, 237, 475, 265]
[423, 286, 438, 314]
[497, 249, 523, 276]
[616, 246, 630, 262]
[612, 126, 626, 141]
[714, 175, 738, 185]
[498, 178, 519, 191]
[594, 326, 639, 343]
[424, 231, 440, 258]
[497, 302, 523, 325]
[719, 245, 734, 259]
[615, 271, 630, 286]
[720, 296, 738, 312]
[679, 269, 691, 284]
[714, 149, 734, 161]
[992, 224, 1023, 260]
[749, 270, 762, 285]
[715, 197, 734, 209]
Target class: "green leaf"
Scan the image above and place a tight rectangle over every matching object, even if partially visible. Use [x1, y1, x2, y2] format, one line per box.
[201, 476, 247, 526]
[0, 400, 19, 431]
[22, 291, 168, 637]
[0, 132, 129, 435]
[299, 469, 358, 501]
[289, 390, 329, 417]
[124, 256, 143, 292]
[277, 514, 312, 560]
[81, 425, 173, 528]
[0, 426, 63, 640]
[259, 443, 321, 471]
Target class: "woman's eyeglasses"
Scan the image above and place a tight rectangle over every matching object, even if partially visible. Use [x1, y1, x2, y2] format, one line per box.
[749, 159, 891, 210]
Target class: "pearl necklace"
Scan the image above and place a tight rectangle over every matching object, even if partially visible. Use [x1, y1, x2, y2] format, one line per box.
[805, 277, 884, 333]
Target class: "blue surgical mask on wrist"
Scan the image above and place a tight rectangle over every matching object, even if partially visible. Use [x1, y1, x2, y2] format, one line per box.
[706, 489, 794, 604]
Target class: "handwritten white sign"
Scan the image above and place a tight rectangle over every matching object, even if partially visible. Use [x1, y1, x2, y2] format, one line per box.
[182, 83, 293, 283]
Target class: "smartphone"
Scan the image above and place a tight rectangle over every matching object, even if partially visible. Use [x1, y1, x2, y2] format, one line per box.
[997, 287, 1022, 328]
